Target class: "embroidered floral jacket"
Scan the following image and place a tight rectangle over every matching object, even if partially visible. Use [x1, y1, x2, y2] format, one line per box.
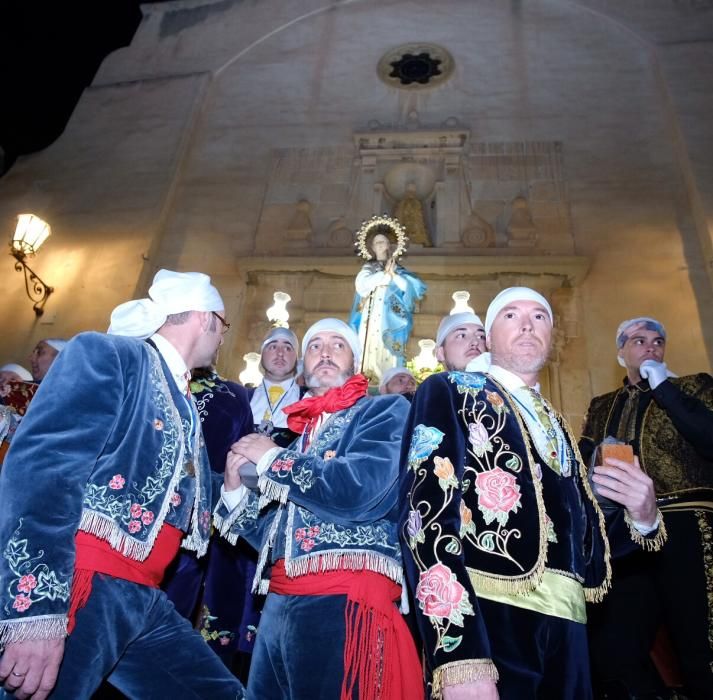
[214, 394, 409, 594]
[400, 371, 664, 695]
[0, 332, 213, 645]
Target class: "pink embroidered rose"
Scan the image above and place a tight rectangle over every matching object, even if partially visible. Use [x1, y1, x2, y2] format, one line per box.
[108, 475, 125, 490]
[13, 594, 32, 612]
[128, 520, 142, 533]
[170, 492, 182, 507]
[219, 636, 231, 646]
[141, 510, 155, 526]
[301, 538, 316, 553]
[17, 574, 37, 594]
[415, 563, 469, 623]
[475, 467, 522, 525]
[323, 450, 337, 461]
[130, 503, 143, 519]
[200, 511, 211, 530]
[468, 421, 492, 457]
[294, 528, 306, 542]
[271, 458, 294, 473]
[308, 526, 320, 538]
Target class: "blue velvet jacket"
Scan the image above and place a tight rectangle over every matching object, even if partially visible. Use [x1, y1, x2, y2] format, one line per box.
[0, 333, 213, 645]
[214, 394, 409, 594]
[399, 371, 665, 693]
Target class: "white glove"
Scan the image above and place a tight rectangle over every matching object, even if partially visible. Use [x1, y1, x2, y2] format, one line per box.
[639, 359, 670, 389]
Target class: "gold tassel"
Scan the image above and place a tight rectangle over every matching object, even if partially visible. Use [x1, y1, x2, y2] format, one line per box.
[431, 659, 499, 700]
[624, 508, 668, 552]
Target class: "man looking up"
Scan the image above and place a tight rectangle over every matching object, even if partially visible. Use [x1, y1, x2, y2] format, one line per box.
[249, 326, 302, 447]
[401, 287, 664, 700]
[580, 317, 713, 699]
[435, 311, 487, 371]
[0, 270, 245, 700]
[218, 318, 423, 699]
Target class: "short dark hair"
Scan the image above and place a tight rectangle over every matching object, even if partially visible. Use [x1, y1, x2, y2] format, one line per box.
[164, 311, 192, 325]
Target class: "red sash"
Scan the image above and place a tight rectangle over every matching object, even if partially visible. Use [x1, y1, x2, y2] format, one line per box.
[67, 525, 183, 633]
[270, 560, 423, 700]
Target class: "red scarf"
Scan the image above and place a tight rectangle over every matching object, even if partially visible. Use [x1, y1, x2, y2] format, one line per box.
[283, 374, 369, 434]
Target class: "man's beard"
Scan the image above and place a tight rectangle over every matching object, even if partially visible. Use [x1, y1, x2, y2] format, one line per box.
[304, 362, 354, 390]
[491, 344, 549, 376]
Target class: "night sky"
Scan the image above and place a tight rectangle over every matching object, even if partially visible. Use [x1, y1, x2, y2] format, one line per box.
[0, 1, 144, 175]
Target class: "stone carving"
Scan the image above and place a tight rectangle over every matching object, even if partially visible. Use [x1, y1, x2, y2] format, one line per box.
[285, 199, 312, 248]
[462, 211, 495, 248]
[394, 183, 432, 247]
[326, 217, 352, 248]
[506, 195, 537, 248]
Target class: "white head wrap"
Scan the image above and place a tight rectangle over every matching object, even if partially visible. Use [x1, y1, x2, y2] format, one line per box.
[43, 338, 68, 353]
[484, 287, 553, 335]
[301, 318, 361, 370]
[378, 367, 415, 393]
[436, 312, 484, 347]
[615, 317, 667, 367]
[261, 327, 299, 353]
[108, 269, 224, 338]
[0, 363, 33, 381]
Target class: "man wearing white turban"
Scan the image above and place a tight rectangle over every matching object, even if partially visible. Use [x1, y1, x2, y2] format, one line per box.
[28, 338, 67, 382]
[435, 311, 487, 372]
[217, 318, 423, 699]
[580, 317, 713, 699]
[401, 287, 664, 700]
[0, 269, 245, 699]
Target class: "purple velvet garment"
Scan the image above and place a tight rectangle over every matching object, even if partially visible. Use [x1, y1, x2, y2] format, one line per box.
[163, 369, 261, 658]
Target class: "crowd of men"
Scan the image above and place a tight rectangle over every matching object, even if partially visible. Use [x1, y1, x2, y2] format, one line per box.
[0, 269, 711, 700]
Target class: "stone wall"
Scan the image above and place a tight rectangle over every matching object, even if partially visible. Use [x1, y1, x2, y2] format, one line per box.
[1, 0, 711, 430]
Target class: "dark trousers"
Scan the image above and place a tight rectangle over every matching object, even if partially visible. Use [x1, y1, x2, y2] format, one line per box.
[248, 591, 349, 699]
[3, 574, 245, 700]
[479, 598, 593, 700]
[588, 510, 713, 700]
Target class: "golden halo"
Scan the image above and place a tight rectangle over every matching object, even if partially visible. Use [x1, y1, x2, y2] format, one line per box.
[354, 214, 409, 261]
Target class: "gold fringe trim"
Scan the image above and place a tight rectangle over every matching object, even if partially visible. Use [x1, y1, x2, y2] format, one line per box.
[624, 508, 668, 552]
[0, 614, 67, 645]
[466, 567, 542, 596]
[431, 659, 498, 699]
[561, 417, 613, 603]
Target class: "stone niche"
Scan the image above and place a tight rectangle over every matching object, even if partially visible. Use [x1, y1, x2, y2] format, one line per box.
[251, 126, 573, 257]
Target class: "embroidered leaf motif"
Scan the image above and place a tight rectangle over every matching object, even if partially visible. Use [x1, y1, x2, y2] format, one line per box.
[5, 538, 29, 569]
[505, 455, 522, 472]
[479, 533, 495, 552]
[34, 570, 70, 602]
[441, 635, 463, 653]
[445, 539, 460, 555]
[83, 484, 108, 509]
[461, 478, 471, 493]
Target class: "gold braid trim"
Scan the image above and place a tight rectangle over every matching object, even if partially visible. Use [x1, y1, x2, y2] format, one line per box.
[623, 508, 668, 552]
[431, 659, 499, 700]
[559, 413, 613, 603]
[695, 510, 713, 673]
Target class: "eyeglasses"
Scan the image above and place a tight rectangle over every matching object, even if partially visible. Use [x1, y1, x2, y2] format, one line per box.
[211, 311, 231, 334]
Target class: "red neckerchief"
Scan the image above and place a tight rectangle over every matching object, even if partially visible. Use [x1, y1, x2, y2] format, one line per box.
[283, 374, 369, 435]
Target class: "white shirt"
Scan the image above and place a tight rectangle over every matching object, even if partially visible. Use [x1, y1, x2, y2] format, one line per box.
[150, 333, 190, 394]
[249, 377, 300, 428]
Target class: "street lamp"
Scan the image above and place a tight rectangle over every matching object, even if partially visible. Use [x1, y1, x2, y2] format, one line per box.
[10, 214, 54, 316]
